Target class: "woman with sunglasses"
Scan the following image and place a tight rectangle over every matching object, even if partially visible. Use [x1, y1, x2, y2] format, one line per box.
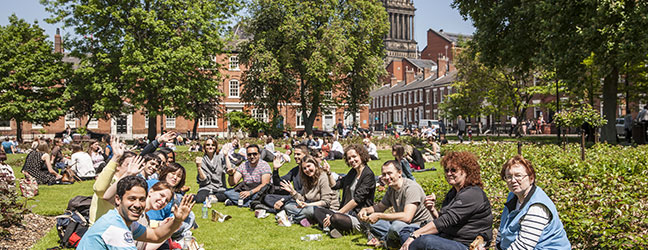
[496, 155, 570, 250]
[399, 151, 493, 250]
[195, 138, 232, 203]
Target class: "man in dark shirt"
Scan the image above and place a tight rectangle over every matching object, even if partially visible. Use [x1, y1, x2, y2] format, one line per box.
[263, 144, 309, 212]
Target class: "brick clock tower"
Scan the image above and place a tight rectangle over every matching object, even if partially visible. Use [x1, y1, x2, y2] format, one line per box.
[383, 0, 418, 63]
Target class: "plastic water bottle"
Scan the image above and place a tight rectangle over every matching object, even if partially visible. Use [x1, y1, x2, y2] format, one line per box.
[202, 201, 208, 219]
[301, 234, 323, 241]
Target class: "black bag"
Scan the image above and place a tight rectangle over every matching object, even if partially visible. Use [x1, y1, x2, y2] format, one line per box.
[55, 210, 89, 248]
[55, 196, 92, 248]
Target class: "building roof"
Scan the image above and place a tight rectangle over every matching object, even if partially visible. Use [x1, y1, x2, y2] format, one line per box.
[427, 29, 472, 44]
[404, 58, 436, 70]
[370, 70, 458, 97]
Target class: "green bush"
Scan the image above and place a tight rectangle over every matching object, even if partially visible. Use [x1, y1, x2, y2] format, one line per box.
[441, 142, 648, 249]
[0, 184, 30, 236]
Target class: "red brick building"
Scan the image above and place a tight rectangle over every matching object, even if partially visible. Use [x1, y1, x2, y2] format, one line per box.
[0, 32, 369, 140]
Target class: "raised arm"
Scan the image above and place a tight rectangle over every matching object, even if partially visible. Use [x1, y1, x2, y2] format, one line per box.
[102, 156, 145, 206]
[138, 194, 195, 243]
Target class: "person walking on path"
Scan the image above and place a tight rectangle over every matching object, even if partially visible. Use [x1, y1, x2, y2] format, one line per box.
[457, 116, 466, 143]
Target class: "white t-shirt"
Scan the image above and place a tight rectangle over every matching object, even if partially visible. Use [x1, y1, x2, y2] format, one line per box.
[331, 141, 344, 153]
[71, 151, 96, 178]
[511, 117, 518, 125]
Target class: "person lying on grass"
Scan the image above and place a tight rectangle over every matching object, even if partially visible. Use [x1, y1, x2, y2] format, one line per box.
[358, 160, 432, 248]
[78, 175, 194, 250]
[278, 156, 340, 226]
[89, 136, 137, 225]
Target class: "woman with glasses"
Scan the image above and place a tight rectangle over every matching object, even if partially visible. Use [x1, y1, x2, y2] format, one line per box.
[194, 138, 232, 203]
[496, 155, 571, 250]
[399, 151, 493, 250]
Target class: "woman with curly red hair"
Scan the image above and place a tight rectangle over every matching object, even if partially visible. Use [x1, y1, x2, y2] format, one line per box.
[399, 151, 493, 250]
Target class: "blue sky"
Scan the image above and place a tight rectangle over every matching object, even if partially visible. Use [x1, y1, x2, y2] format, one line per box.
[0, 0, 475, 47]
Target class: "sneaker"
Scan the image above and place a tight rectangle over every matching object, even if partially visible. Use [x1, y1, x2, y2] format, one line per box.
[299, 218, 311, 227]
[224, 199, 234, 206]
[329, 229, 343, 238]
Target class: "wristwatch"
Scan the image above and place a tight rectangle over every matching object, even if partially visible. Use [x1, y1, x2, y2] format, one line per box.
[409, 232, 419, 239]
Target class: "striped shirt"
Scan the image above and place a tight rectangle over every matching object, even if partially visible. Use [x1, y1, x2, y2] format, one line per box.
[506, 203, 551, 250]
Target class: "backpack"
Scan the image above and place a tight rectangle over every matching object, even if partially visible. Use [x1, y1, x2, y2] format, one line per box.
[55, 196, 92, 248]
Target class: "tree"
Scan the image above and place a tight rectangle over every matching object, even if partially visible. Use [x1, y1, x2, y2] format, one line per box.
[336, 0, 389, 128]
[0, 15, 71, 142]
[43, 0, 241, 141]
[441, 45, 552, 135]
[240, 0, 387, 135]
[452, 0, 648, 143]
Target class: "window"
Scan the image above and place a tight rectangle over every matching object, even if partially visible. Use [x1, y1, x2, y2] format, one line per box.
[166, 114, 176, 128]
[229, 56, 239, 70]
[144, 111, 149, 128]
[229, 80, 240, 97]
[0, 120, 10, 130]
[433, 89, 438, 104]
[32, 123, 43, 129]
[324, 90, 333, 99]
[296, 109, 311, 128]
[252, 109, 268, 122]
[426, 90, 430, 104]
[199, 115, 219, 128]
[65, 113, 77, 128]
[87, 118, 98, 129]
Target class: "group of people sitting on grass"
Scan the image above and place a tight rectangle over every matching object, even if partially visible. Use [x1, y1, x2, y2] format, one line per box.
[69, 130, 571, 250]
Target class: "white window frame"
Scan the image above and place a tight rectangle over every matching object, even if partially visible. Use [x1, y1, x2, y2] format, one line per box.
[252, 109, 268, 123]
[87, 118, 99, 129]
[296, 109, 311, 128]
[324, 90, 333, 99]
[65, 113, 77, 128]
[166, 114, 176, 128]
[229, 56, 240, 71]
[31, 123, 43, 129]
[229, 79, 240, 98]
[144, 111, 149, 128]
[0, 120, 11, 130]
[199, 114, 219, 128]
[426, 90, 430, 104]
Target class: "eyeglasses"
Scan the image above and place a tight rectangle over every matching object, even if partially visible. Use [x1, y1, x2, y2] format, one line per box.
[205, 144, 215, 147]
[504, 175, 528, 182]
[444, 168, 459, 173]
[248, 152, 259, 156]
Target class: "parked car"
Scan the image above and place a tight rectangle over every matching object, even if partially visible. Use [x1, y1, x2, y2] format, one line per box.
[54, 128, 108, 141]
[418, 119, 440, 130]
[295, 129, 335, 138]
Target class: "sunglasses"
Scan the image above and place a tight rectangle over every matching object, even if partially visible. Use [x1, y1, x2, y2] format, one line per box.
[444, 168, 460, 173]
[248, 152, 259, 156]
[205, 144, 215, 147]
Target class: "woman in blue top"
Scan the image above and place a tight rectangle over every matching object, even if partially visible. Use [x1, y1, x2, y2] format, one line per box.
[496, 155, 571, 250]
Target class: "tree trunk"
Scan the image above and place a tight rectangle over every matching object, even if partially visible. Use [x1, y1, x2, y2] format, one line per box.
[84, 111, 94, 128]
[148, 114, 158, 142]
[600, 66, 619, 143]
[192, 117, 199, 140]
[16, 119, 23, 143]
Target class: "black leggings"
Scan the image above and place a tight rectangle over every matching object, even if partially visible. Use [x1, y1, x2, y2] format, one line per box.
[194, 190, 227, 203]
[312, 207, 355, 233]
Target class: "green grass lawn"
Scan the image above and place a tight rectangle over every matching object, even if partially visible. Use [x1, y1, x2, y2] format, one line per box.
[6, 148, 442, 249]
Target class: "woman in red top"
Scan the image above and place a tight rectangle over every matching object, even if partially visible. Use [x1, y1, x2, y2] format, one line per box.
[321, 137, 331, 159]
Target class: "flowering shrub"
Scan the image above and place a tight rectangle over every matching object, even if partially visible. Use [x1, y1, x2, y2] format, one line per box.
[421, 143, 648, 249]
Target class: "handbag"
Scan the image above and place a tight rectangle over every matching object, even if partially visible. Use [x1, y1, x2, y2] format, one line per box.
[61, 167, 80, 183]
[20, 176, 39, 198]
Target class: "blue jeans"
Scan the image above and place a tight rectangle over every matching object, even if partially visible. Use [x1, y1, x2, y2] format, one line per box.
[400, 227, 468, 250]
[224, 188, 259, 207]
[371, 220, 419, 247]
[283, 202, 316, 222]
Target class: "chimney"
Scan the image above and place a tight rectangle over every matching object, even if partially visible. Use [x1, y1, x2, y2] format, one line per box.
[390, 75, 398, 87]
[54, 28, 63, 53]
[423, 67, 432, 79]
[405, 67, 415, 84]
[437, 55, 448, 78]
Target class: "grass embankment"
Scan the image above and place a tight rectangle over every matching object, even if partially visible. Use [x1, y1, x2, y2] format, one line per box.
[11, 147, 441, 249]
